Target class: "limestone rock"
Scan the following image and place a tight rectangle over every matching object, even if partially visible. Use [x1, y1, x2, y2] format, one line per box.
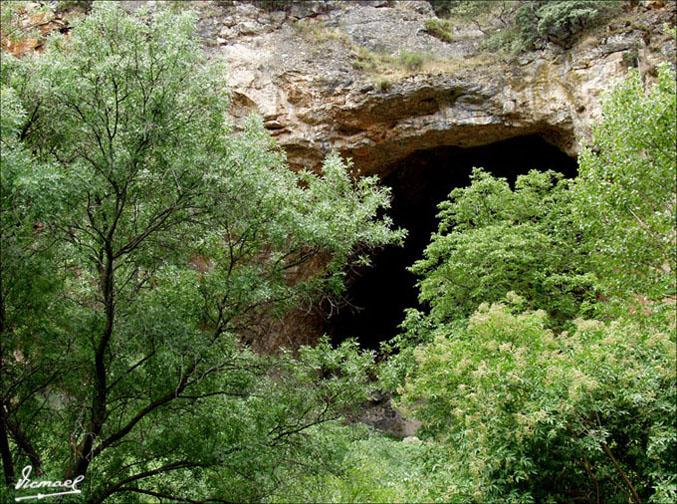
[20, 1, 676, 178]
[195, 0, 675, 176]
[357, 392, 422, 438]
[181, 0, 675, 349]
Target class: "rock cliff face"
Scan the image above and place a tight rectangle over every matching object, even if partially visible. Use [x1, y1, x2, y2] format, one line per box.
[8, 0, 675, 353]
[183, 0, 675, 351]
[189, 0, 676, 176]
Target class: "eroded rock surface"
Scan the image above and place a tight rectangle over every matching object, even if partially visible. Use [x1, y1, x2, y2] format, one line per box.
[188, 0, 675, 350]
[7, 0, 675, 352]
[191, 0, 676, 175]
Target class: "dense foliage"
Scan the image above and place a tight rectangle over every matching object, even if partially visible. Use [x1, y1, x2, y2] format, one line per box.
[408, 168, 594, 327]
[0, 3, 403, 502]
[574, 65, 676, 302]
[515, 0, 623, 49]
[386, 64, 676, 503]
[399, 301, 676, 502]
[426, 0, 622, 51]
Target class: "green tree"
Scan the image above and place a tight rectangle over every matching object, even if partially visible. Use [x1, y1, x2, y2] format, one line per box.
[515, 1, 622, 49]
[380, 168, 594, 396]
[384, 53, 677, 504]
[574, 64, 676, 303]
[409, 168, 594, 328]
[1, 3, 402, 502]
[1, 83, 67, 490]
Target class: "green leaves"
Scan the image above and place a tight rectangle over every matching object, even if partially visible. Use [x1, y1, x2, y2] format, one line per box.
[399, 302, 677, 502]
[387, 64, 676, 503]
[427, 1, 621, 53]
[411, 168, 594, 328]
[516, 1, 622, 49]
[574, 64, 677, 302]
[1, 2, 402, 501]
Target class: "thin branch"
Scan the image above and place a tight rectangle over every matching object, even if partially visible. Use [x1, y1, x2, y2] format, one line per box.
[600, 441, 642, 504]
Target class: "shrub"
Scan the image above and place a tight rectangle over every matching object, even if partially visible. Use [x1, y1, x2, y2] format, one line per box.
[399, 300, 677, 503]
[351, 45, 379, 71]
[516, 0, 623, 49]
[55, 0, 92, 12]
[384, 65, 677, 502]
[424, 18, 456, 43]
[622, 45, 640, 68]
[426, 0, 494, 20]
[409, 168, 595, 329]
[428, 1, 623, 52]
[246, 0, 294, 12]
[274, 426, 430, 503]
[482, 26, 525, 53]
[398, 50, 425, 70]
[426, 0, 461, 18]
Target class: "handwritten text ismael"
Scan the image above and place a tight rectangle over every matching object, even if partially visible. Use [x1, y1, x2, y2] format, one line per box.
[14, 465, 84, 501]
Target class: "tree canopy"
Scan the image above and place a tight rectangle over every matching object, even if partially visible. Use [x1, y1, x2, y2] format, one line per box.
[1, 3, 403, 502]
[574, 65, 676, 302]
[409, 167, 595, 328]
[386, 64, 677, 503]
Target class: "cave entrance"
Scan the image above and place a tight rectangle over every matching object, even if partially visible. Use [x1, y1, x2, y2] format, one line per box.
[328, 135, 579, 351]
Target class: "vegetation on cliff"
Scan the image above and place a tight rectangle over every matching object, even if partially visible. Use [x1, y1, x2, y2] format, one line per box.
[428, 0, 623, 51]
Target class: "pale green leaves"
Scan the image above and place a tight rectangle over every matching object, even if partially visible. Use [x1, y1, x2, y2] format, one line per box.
[574, 64, 676, 301]
[400, 301, 676, 502]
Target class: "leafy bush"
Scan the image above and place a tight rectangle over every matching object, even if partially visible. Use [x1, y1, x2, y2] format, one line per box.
[516, 0, 623, 49]
[427, 0, 495, 20]
[424, 18, 456, 43]
[246, 0, 294, 12]
[428, 1, 623, 51]
[380, 167, 595, 397]
[273, 426, 430, 503]
[398, 50, 425, 70]
[377, 78, 392, 92]
[482, 27, 523, 53]
[574, 64, 676, 303]
[244, 0, 334, 13]
[426, 0, 462, 18]
[399, 299, 677, 503]
[409, 168, 595, 329]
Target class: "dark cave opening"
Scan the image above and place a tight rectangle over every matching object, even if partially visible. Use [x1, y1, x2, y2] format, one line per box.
[328, 135, 579, 351]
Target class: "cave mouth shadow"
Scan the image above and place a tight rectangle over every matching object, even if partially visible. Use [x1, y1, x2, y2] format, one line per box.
[327, 135, 579, 351]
